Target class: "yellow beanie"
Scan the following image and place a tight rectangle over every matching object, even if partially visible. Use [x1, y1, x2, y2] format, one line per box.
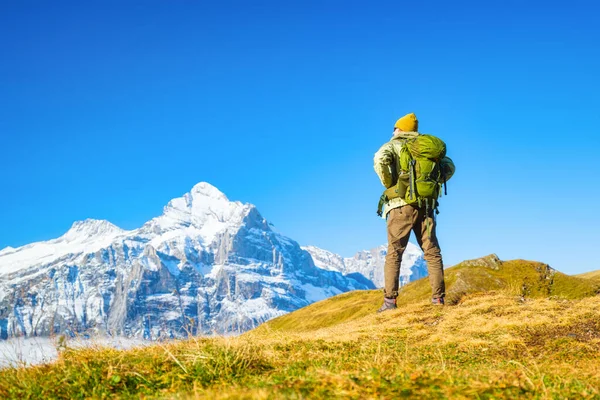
[394, 113, 419, 132]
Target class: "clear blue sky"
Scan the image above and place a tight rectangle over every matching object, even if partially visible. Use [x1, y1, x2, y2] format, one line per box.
[1, 1, 599, 274]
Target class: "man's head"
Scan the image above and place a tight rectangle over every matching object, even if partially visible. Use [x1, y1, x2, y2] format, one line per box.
[393, 113, 418, 134]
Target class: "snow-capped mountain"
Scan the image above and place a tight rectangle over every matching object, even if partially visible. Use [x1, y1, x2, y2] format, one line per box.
[303, 243, 428, 288]
[0, 183, 374, 340]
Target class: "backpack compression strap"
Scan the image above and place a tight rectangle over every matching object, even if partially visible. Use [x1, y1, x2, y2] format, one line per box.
[376, 194, 388, 217]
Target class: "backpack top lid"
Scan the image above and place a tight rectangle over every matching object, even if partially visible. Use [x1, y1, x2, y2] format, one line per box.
[406, 134, 446, 161]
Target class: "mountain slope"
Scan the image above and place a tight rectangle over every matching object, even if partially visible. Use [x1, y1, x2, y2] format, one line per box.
[0, 182, 373, 339]
[0, 219, 127, 275]
[302, 243, 428, 288]
[261, 254, 600, 332]
[1, 255, 599, 399]
[578, 269, 600, 281]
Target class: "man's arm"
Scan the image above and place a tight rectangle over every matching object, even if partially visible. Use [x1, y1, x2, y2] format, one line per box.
[373, 142, 395, 188]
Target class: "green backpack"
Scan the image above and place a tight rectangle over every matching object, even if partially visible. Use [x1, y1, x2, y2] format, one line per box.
[377, 134, 455, 217]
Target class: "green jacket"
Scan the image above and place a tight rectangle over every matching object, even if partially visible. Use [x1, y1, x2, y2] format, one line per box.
[373, 131, 420, 218]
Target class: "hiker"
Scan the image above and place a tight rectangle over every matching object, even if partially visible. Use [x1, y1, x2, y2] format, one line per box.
[373, 113, 455, 312]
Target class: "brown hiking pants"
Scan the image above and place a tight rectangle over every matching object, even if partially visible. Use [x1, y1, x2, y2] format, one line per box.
[384, 205, 445, 299]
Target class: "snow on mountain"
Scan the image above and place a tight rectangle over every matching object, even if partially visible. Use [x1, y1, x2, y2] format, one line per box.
[0, 219, 127, 276]
[142, 182, 250, 246]
[0, 183, 374, 340]
[0, 247, 15, 256]
[303, 243, 428, 288]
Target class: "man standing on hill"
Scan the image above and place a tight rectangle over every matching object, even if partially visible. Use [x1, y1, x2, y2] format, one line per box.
[373, 113, 448, 311]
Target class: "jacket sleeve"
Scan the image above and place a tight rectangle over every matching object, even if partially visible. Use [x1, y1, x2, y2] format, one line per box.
[373, 142, 395, 188]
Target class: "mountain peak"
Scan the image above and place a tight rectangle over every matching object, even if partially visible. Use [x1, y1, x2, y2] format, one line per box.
[0, 246, 15, 256]
[143, 183, 251, 244]
[163, 182, 239, 220]
[0, 219, 127, 275]
[62, 219, 125, 241]
[190, 182, 228, 201]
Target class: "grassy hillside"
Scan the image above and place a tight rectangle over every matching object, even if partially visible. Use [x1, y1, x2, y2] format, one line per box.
[264, 255, 599, 332]
[1, 256, 599, 399]
[578, 269, 600, 281]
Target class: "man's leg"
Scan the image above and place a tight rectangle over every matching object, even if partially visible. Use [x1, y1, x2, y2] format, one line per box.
[383, 206, 414, 299]
[413, 209, 445, 302]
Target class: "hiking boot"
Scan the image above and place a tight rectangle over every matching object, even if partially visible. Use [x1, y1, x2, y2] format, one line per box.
[432, 297, 445, 306]
[377, 297, 397, 313]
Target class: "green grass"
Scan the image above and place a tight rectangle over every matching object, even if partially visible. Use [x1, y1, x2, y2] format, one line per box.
[1, 256, 600, 399]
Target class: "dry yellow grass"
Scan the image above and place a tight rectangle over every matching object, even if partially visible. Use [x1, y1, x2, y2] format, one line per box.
[579, 269, 600, 281]
[1, 258, 599, 399]
[190, 292, 600, 399]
